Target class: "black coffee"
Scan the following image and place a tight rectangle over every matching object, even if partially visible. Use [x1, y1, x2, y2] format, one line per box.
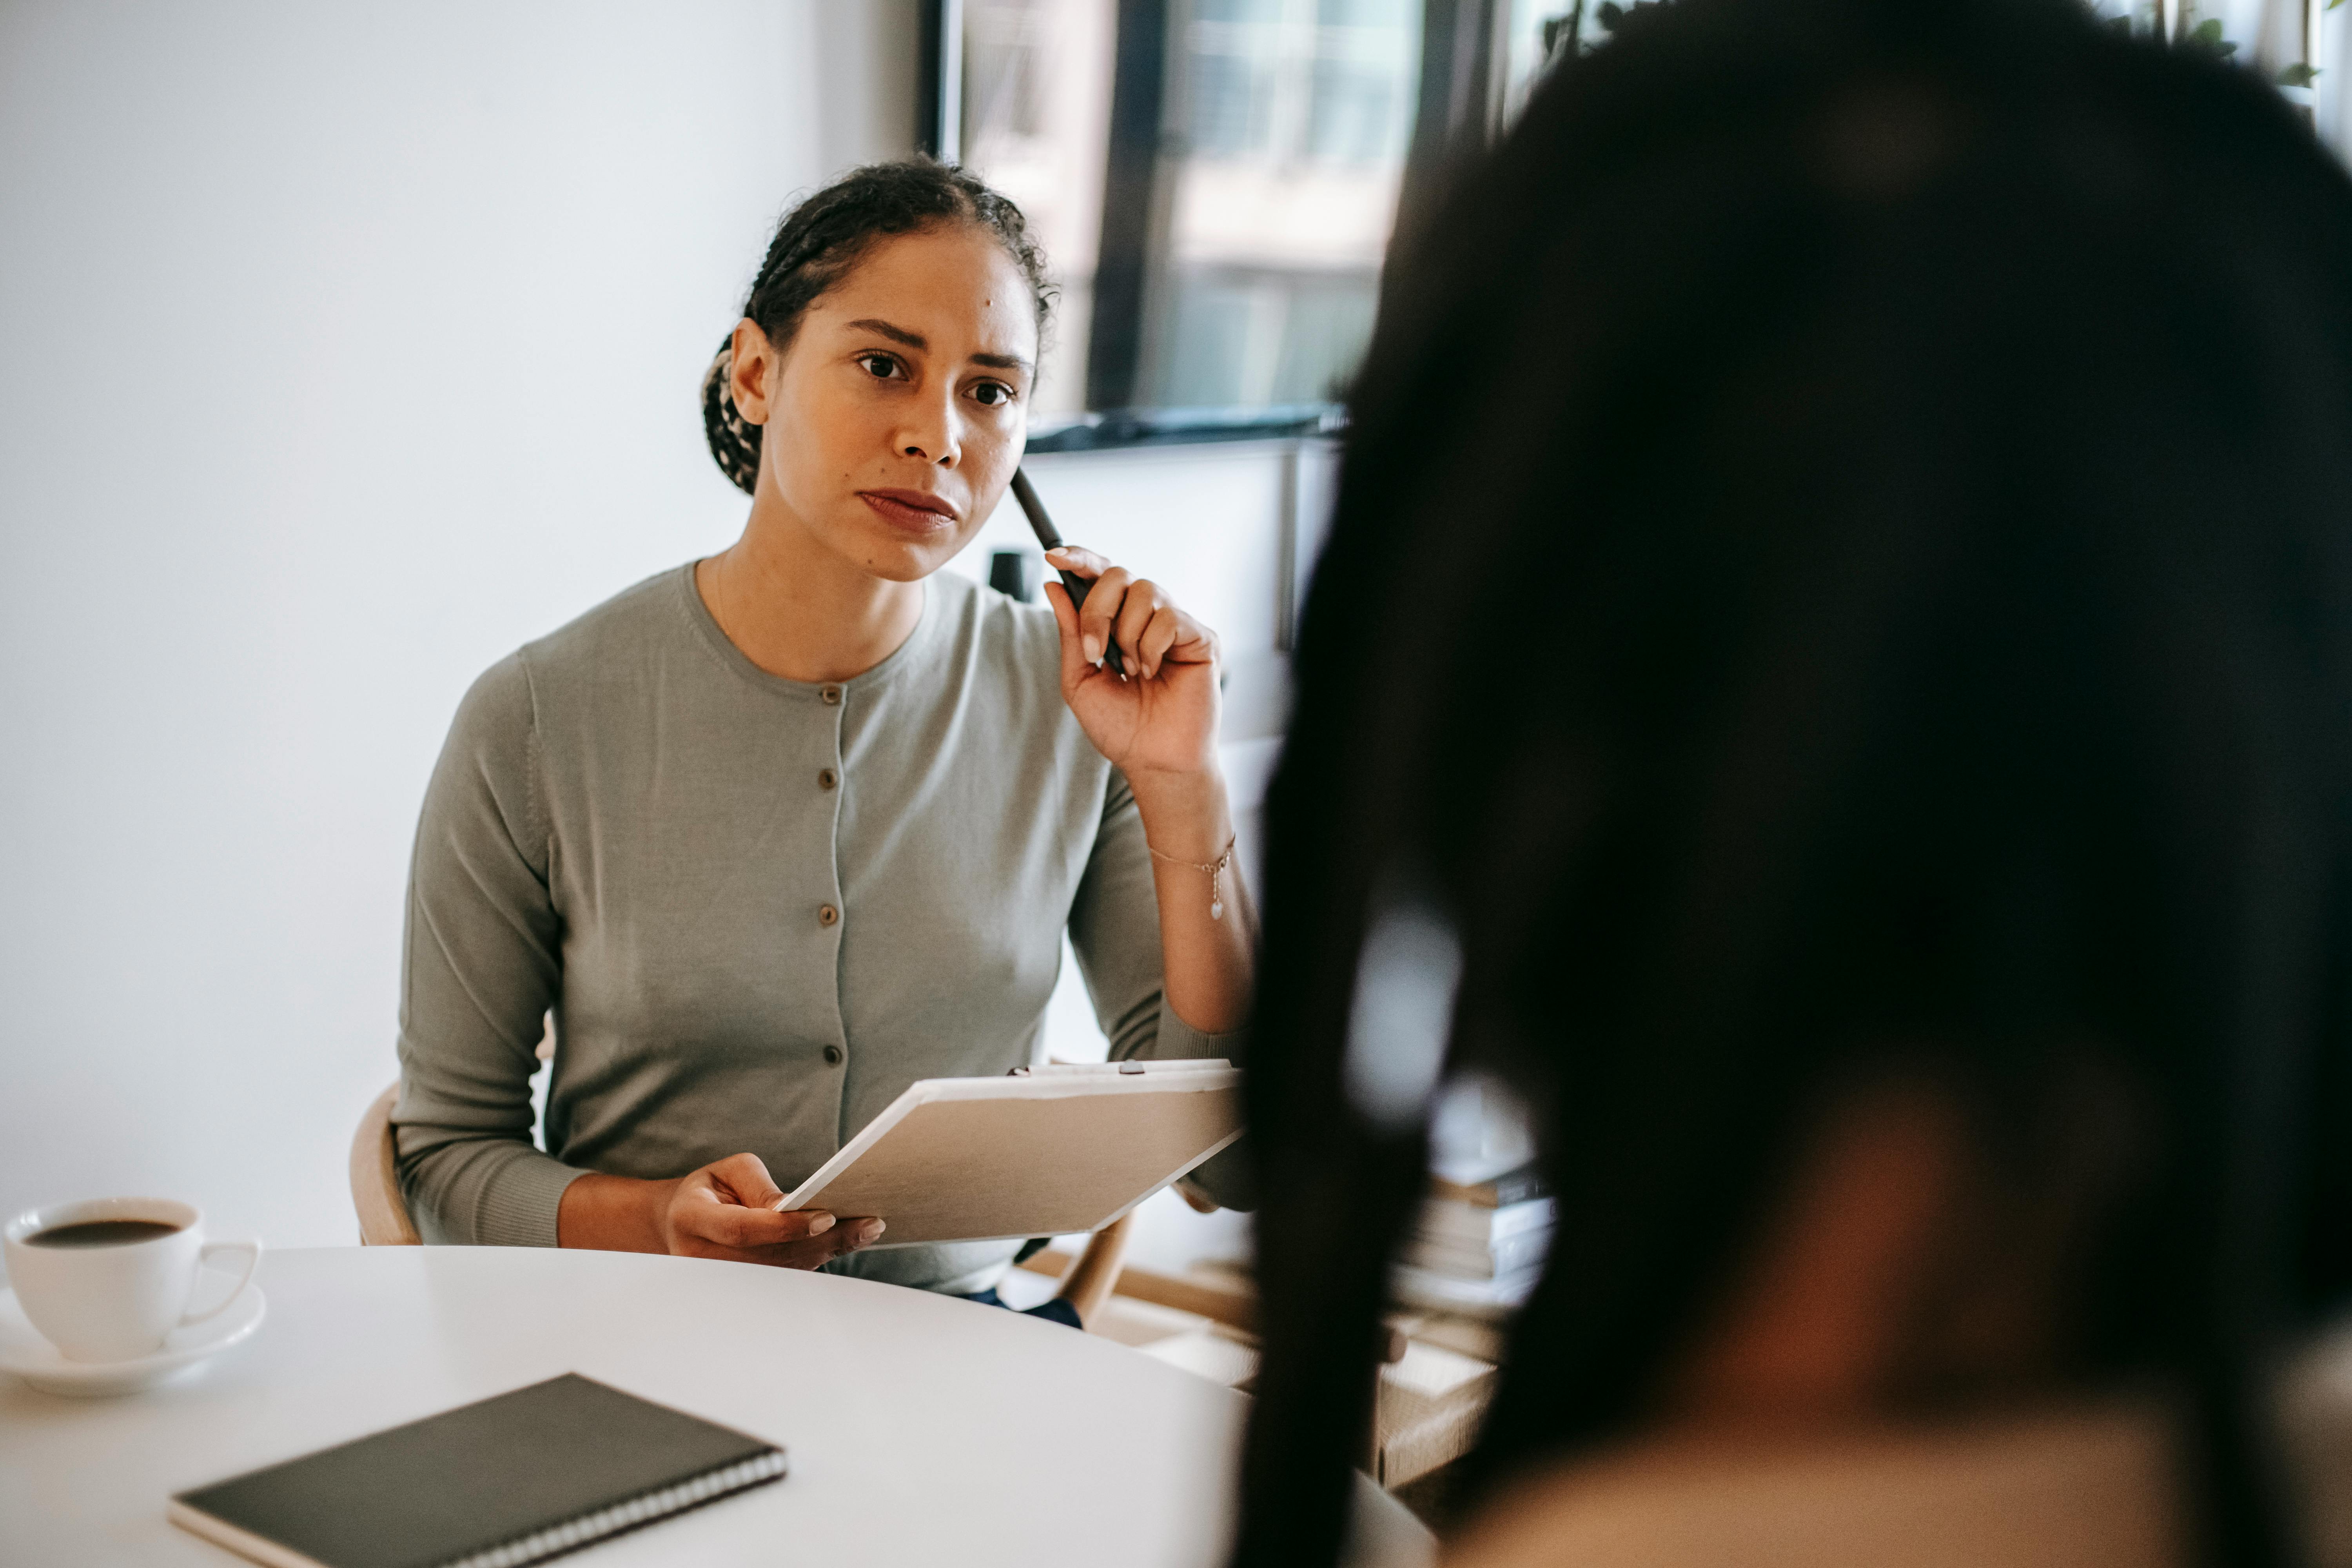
[23, 1218, 183, 1249]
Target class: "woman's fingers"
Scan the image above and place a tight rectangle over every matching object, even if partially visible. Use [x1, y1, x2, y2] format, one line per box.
[1076, 566, 1133, 668]
[664, 1151, 889, 1263]
[1043, 580, 1096, 691]
[1113, 579, 1166, 672]
[1138, 605, 1183, 680]
[769, 1217, 886, 1270]
[708, 1152, 786, 1209]
[683, 1193, 816, 1251]
[1043, 544, 1109, 579]
[1136, 603, 1215, 681]
[1044, 546, 1132, 668]
[679, 1202, 884, 1263]
[1042, 545, 1214, 682]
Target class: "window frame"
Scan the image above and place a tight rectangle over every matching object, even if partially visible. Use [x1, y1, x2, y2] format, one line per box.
[922, 0, 1514, 447]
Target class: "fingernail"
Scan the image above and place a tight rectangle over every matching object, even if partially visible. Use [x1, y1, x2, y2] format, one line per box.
[806, 1211, 835, 1234]
[862, 1220, 886, 1241]
[1044, 545, 1069, 559]
[1082, 635, 1101, 664]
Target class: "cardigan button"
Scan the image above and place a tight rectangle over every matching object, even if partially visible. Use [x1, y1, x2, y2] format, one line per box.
[818, 768, 838, 790]
[823, 1045, 844, 1066]
[818, 904, 840, 928]
[820, 684, 843, 706]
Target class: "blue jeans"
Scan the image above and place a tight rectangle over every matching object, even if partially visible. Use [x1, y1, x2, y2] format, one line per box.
[964, 1287, 1083, 1329]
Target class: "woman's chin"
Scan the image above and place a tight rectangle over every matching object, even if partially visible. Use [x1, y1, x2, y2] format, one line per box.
[840, 532, 958, 583]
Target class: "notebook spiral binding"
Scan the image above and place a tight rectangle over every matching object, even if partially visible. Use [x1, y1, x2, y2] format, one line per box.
[441, 1450, 788, 1568]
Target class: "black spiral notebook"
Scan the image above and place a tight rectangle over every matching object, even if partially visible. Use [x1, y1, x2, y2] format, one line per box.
[168, 1374, 787, 1568]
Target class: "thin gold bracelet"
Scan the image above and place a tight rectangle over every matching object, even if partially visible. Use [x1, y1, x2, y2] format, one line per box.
[1147, 835, 1237, 922]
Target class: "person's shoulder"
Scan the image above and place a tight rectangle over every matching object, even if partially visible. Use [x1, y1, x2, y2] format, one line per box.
[514, 563, 696, 675]
[444, 563, 698, 744]
[445, 647, 534, 748]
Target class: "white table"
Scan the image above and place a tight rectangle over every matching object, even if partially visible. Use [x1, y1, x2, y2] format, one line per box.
[0, 1247, 1432, 1567]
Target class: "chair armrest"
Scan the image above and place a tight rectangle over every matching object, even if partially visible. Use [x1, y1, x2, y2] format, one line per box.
[351, 1081, 423, 1247]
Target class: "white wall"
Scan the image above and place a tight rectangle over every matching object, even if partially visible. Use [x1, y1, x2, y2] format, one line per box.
[0, 1, 921, 1251]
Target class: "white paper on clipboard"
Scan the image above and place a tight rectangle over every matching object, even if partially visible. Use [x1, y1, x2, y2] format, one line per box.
[777, 1060, 1241, 1247]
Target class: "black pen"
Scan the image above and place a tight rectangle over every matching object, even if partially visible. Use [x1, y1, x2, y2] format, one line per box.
[1009, 468, 1125, 677]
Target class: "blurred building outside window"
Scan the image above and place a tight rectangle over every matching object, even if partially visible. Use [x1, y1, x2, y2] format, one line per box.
[961, 0, 1421, 420]
[1506, 0, 2351, 149]
[959, 0, 2348, 428]
[1149, 0, 1423, 410]
[962, 0, 1120, 417]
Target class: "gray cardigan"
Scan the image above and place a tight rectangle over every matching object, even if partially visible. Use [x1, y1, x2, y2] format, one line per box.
[393, 564, 1242, 1296]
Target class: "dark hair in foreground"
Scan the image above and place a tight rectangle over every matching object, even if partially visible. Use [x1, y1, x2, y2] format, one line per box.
[1234, 1, 2352, 1564]
[701, 158, 1051, 494]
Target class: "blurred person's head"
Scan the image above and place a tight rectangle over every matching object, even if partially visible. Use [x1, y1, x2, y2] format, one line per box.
[700, 160, 1052, 582]
[1234, 0, 2352, 1564]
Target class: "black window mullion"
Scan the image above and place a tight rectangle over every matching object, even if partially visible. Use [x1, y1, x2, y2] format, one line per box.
[1392, 0, 1506, 262]
[1086, 0, 1174, 414]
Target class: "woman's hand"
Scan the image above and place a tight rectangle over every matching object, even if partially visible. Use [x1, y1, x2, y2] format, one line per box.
[1043, 545, 1220, 780]
[557, 1152, 884, 1268]
[1042, 543, 1254, 1036]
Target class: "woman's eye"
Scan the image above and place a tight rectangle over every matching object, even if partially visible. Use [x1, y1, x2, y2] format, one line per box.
[858, 353, 904, 380]
[970, 381, 1014, 408]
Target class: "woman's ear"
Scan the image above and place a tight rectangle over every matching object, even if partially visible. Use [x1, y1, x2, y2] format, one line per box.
[729, 318, 777, 426]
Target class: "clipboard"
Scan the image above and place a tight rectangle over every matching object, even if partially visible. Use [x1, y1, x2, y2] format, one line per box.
[777, 1060, 1241, 1247]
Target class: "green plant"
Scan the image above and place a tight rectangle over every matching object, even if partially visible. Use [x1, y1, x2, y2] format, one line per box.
[2183, 15, 2238, 57]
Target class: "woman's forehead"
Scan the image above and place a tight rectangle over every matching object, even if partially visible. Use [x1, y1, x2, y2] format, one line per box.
[812, 225, 1038, 362]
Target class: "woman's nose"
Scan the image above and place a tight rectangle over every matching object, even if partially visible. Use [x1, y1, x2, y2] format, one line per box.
[895, 397, 962, 468]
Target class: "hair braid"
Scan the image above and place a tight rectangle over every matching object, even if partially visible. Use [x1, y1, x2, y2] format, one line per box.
[699, 158, 1054, 496]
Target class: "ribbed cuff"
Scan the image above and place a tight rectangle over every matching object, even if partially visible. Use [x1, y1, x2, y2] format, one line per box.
[1145, 1006, 1247, 1065]
[465, 1151, 593, 1249]
[1147, 1005, 1254, 1210]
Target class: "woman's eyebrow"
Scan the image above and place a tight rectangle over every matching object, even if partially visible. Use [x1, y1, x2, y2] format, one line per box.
[848, 317, 926, 349]
[846, 318, 1027, 374]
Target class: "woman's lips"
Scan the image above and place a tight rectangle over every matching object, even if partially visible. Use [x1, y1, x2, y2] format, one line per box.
[857, 490, 960, 533]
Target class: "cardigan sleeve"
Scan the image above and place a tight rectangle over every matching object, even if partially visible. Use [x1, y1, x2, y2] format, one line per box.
[390, 652, 590, 1245]
[1066, 767, 1256, 1210]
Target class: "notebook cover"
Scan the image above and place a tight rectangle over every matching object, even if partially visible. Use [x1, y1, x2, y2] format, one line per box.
[168, 1374, 784, 1568]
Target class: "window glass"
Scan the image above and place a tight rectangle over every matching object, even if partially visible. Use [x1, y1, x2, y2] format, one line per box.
[961, 0, 1119, 417]
[1148, 0, 1423, 410]
[971, 0, 2347, 427]
[1508, 0, 2349, 154]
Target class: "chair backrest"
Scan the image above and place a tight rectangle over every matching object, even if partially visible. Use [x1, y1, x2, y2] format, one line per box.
[351, 1081, 421, 1246]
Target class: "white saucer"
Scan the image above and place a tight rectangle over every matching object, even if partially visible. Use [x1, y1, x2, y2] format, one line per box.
[0, 1270, 266, 1397]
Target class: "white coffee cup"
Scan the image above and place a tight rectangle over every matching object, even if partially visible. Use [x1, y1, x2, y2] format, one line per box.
[3, 1197, 261, 1363]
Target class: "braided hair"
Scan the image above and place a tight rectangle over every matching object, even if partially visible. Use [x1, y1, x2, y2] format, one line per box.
[701, 159, 1053, 495]
[1231, 1, 2352, 1564]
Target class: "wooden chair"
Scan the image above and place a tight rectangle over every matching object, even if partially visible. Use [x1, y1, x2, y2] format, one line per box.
[347, 1081, 1135, 1323]
[351, 1082, 421, 1246]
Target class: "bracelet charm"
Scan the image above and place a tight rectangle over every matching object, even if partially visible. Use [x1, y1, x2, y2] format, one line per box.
[1148, 836, 1237, 921]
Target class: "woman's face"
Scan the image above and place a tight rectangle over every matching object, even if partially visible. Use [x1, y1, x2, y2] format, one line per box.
[732, 222, 1037, 583]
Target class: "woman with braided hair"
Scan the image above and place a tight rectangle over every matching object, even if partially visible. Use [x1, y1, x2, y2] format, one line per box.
[1232, 0, 2352, 1563]
[389, 161, 1252, 1318]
